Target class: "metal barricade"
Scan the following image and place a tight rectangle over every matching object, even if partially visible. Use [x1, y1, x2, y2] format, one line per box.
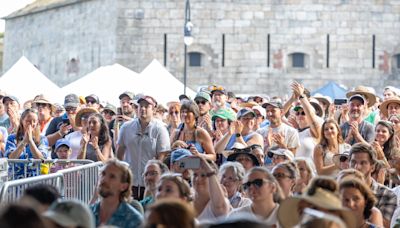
[0, 172, 64, 204]
[7, 159, 94, 180]
[57, 161, 103, 204]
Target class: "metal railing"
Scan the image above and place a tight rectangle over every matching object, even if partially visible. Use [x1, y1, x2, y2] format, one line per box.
[0, 160, 103, 204]
[0, 172, 64, 204]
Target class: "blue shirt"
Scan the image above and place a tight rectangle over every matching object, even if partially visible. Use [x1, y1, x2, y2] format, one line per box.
[5, 134, 49, 179]
[91, 201, 143, 228]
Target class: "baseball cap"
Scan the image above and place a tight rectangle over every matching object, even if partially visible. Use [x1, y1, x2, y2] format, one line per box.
[119, 91, 135, 100]
[42, 199, 95, 228]
[349, 94, 366, 104]
[194, 91, 211, 103]
[137, 95, 157, 107]
[267, 147, 294, 161]
[236, 107, 256, 119]
[103, 103, 117, 115]
[179, 94, 191, 101]
[209, 85, 226, 95]
[85, 94, 99, 103]
[170, 148, 192, 164]
[252, 105, 266, 118]
[63, 94, 80, 108]
[262, 100, 283, 109]
[211, 108, 236, 121]
[2, 95, 19, 104]
[55, 139, 71, 151]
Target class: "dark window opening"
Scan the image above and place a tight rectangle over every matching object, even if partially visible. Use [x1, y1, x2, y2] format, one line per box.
[292, 53, 305, 68]
[189, 52, 201, 67]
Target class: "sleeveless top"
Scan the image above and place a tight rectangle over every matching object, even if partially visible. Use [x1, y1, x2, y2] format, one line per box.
[174, 124, 205, 153]
[225, 132, 255, 150]
[322, 143, 351, 166]
[85, 144, 105, 161]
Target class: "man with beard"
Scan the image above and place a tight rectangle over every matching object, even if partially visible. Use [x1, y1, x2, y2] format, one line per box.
[209, 85, 236, 118]
[110, 91, 136, 145]
[341, 94, 375, 145]
[91, 159, 143, 227]
[257, 100, 299, 154]
[117, 95, 170, 200]
[140, 159, 169, 208]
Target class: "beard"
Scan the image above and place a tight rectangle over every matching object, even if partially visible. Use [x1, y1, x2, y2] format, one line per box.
[99, 185, 114, 198]
[213, 101, 223, 108]
[349, 111, 361, 119]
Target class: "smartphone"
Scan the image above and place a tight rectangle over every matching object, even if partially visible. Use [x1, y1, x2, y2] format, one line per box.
[117, 107, 123, 115]
[334, 98, 348, 106]
[62, 113, 70, 125]
[177, 157, 201, 169]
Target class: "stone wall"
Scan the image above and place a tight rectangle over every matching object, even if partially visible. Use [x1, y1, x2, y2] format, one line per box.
[3, 0, 118, 86]
[3, 0, 400, 96]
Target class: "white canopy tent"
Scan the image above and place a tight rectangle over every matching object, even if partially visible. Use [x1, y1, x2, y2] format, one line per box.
[0, 56, 63, 104]
[139, 59, 196, 106]
[61, 64, 141, 106]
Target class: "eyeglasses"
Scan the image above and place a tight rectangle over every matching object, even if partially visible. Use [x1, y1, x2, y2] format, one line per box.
[243, 179, 268, 190]
[65, 107, 77, 112]
[296, 111, 306, 116]
[143, 171, 159, 177]
[273, 173, 293, 179]
[195, 100, 207, 105]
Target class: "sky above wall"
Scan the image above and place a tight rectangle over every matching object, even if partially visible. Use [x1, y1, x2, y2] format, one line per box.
[0, 0, 35, 32]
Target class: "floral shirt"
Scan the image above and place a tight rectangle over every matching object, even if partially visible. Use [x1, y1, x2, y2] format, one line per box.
[91, 201, 143, 228]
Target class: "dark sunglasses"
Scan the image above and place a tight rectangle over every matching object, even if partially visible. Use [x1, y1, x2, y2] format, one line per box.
[195, 100, 207, 105]
[295, 111, 306, 116]
[243, 179, 268, 190]
[65, 107, 77, 112]
[340, 155, 349, 162]
[35, 103, 49, 108]
[102, 110, 115, 116]
[169, 111, 179, 115]
[86, 99, 97, 104]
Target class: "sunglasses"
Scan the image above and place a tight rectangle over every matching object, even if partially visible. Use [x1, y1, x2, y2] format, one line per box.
[65, 107, 77, 112]
[86, 99, 97, 104]
[296, 111, 306, 116]
[169, 111, 179, 115]
[195, 100, 207, 105]
[339, 155, 349, 162]
[35, 103, 49, 108]
[102, 110, 115, 116]
[243, 179, 268, 190]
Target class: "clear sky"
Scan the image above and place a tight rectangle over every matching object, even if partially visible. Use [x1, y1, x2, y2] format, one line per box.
[0, 0, 35, 32]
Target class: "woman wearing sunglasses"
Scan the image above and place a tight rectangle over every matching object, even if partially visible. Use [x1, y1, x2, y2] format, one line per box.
[272, 161, 299, 198]
[167, 102, 181, 136]
[314, 119, 350, 175]
[229, 167, 284, 226]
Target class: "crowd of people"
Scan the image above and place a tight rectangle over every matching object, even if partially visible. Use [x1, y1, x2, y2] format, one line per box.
[1, 82, 400, 227]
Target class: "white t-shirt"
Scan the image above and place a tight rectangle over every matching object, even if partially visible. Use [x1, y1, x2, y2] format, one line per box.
[229, 204, 280, 227]
[257, 123, 300, 150]
[197, 198, 231, 224]
[64, 131, 82, 159]
[296, 128, 317, 159]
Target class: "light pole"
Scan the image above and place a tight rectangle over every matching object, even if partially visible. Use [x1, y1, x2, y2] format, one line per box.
[183, 0, 193, 95]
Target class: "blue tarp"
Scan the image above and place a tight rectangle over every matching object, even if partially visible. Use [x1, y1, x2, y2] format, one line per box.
[312, 81, 348, 100]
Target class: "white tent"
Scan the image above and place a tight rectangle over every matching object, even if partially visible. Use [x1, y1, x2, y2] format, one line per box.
[0, 56, 63, 104]
[61, 64, 141, 106]
[139, 59, 196, 105]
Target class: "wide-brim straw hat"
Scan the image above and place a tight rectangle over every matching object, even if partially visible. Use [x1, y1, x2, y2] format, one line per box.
[32, 95, 57, 113]
[75, 107, 98, 127]
[379, 97, 400, 118]
[239, 101, 258, 108]
[277, 188, 356, 228]
[346, 85, 376, 107]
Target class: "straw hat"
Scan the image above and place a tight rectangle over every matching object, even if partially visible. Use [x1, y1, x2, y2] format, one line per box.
[239, 101, 258, 108]
[75, 107, 99, 127]
[32, 95, 56, 113]
[346, 86, 376, 107]
[277, 188, 356, 228]
[379, 97, 400, 118]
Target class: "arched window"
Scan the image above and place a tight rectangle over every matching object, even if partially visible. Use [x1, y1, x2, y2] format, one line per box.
[188, 52, 202, 67]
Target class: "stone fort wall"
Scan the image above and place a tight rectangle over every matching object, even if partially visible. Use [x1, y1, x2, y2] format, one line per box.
[3, 0, 400, 96]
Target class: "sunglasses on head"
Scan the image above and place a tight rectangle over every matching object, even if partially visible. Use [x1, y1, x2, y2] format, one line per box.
[296, 111, 306, 116]
[209, 85, 225, 91]
[243, 179, 268, 190]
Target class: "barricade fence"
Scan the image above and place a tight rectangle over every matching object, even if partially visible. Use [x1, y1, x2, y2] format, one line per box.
[0, 159, 103, 204]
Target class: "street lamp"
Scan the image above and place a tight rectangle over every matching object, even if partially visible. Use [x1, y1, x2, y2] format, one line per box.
[183, 0, 193, 95]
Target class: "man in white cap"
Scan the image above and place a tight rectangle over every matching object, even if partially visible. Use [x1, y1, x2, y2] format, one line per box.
[341, 94, 374, 145]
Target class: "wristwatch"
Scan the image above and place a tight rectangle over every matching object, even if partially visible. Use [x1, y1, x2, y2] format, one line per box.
[235, 133, 241, 138]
